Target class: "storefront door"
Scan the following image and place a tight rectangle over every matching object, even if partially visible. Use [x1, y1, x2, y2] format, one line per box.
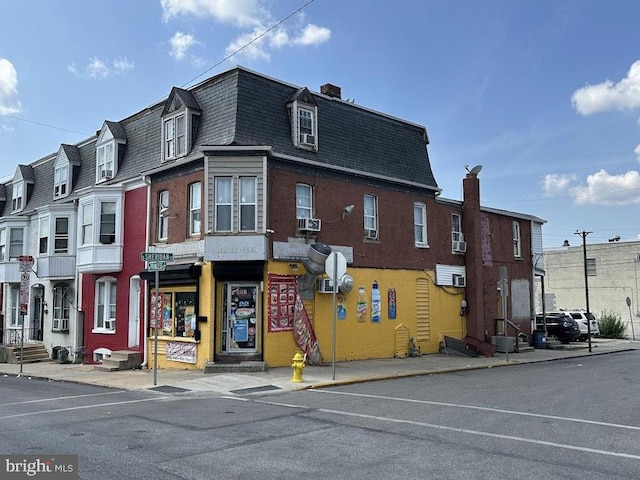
[222, 283, 258, 353]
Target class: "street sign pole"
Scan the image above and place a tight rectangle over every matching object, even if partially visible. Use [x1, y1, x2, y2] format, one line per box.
[18, 256, 33, 376]
[325, 251, 347, 381]
[154, 270, 159, 386]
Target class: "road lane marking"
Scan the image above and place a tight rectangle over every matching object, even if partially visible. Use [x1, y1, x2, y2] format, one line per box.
[311, 390, 640, 432]
[0, 397, 168, 420]
[241, 396, 640, 461]
[0, 391, 126, 407]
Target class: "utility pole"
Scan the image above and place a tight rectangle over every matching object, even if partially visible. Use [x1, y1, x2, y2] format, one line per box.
[575, 230, 592, 352]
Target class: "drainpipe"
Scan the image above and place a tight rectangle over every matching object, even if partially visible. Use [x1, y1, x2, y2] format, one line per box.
[141, 174, 152, 367]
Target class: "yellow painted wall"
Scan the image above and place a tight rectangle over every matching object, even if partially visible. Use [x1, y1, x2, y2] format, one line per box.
[146, 263, 215, 370]
[263, 262, 467, 367]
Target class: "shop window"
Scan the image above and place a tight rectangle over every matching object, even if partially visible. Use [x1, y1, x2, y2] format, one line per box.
[149, 288, 196, 339]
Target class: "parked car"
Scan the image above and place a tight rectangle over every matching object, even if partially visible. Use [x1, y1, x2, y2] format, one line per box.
[535, 313, 581, 344]
[561, 309, 600, 341]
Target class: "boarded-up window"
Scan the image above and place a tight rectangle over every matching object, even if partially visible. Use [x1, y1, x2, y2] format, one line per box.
[416, 278, 430, 341]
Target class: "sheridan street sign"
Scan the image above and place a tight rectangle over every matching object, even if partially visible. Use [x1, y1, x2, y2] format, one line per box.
[141, 252, 174, 262]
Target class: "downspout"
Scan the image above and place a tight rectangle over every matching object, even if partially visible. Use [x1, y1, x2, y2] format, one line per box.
[141, 174, 152, 367]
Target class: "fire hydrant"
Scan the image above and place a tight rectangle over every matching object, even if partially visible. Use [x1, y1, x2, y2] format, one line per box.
[291, 352, 305, 383]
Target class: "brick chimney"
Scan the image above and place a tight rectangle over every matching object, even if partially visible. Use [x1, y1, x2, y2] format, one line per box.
[321, 83, 342, 99]
[463, 169, 485, 340]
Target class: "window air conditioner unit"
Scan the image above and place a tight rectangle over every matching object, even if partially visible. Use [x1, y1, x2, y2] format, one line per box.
[453, 274, 466, 288]
[365, 229, 378, 240]
[297, 217, 321, 232]
[300, 133, 315, 145]
[317, 277, 336, 293]
[53, 318, 69, 331]
[453, 240, 467, 253]
[104, 319, 116, 330]
[101, 169, 113, 180]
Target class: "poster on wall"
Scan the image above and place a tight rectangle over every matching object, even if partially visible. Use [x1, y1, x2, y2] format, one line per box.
[150, 291, 164, 328]
[166, 342, 197, 364]
[388, 288, 397, 319]
[267, 274, 297, 332]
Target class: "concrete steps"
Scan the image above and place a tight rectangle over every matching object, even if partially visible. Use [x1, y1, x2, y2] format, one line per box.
[1, 343, 51, 364]
[94, 350, 142, 372]
[203, 361, 266, 373]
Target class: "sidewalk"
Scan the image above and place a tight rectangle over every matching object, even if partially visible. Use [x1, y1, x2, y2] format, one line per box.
[1, 338, 637, 396]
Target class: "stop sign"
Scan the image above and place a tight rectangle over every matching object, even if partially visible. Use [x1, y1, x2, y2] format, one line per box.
[325, 251, 347, 281]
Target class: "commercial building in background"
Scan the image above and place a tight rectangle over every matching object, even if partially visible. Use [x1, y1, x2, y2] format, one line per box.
[540, 240, 640, 337]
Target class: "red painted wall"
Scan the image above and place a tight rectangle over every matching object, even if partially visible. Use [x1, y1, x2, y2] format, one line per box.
[82, 186, 147, 362]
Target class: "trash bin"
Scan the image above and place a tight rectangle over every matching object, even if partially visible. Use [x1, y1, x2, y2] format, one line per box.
[533, 330, 547, 349]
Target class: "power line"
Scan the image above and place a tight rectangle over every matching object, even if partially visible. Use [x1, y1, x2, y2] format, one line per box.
[180, 0, 316, 89]
[0, 113, 91, 137]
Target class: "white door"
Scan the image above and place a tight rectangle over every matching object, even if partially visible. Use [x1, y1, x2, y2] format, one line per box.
[222, 283, 258, 353]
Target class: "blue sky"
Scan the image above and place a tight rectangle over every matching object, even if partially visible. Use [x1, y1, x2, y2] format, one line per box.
[1, 0, 640, 248]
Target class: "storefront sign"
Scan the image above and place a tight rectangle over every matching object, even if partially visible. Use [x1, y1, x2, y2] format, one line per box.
[166, 342, 197, 364]
[273, 241, 354, 263]
[205, 235, 266, 261]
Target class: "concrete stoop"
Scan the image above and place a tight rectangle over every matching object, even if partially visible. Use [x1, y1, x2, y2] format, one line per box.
[94, 350, 142, 372]
[0, 343, 51, 364]
[203, 361, 266, 373]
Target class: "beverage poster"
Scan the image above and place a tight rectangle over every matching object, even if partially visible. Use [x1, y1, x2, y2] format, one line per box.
[267, 273, 297, 332]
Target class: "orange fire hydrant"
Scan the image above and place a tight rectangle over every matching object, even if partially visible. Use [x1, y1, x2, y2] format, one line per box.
[291, 352, 305, 383]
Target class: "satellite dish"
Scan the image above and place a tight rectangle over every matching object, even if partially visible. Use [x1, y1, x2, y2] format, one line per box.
[470, 165, 482, 175]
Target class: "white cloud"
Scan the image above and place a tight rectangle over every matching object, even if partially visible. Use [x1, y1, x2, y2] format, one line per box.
[162, 0, 330, 62]
[170, 32, 198, 60]
[114, 57, 134, 73]
[571, 60, 640, 115]
[542, 173, 576, 197]
[571, 169, 640, 206]
[292, 24, 331, 46]
[161, 0, 266, 27]
[69, 56, 135, 79]
[0, 58, 21, 115]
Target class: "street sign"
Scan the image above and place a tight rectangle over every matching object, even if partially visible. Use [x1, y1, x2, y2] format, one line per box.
[146, 261, 167, 271]
[19, 255, 34, 273]
[141, 252, 174, 262]
[325, 251, 347, 281]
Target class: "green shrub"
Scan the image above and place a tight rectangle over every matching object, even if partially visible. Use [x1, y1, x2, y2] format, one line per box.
[598, 310, 627, 339]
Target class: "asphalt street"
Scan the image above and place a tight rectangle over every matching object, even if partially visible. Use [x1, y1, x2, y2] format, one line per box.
[1, 350, 639, 479]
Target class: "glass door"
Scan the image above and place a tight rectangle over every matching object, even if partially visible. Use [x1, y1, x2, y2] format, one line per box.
[222, 283, 258, 352]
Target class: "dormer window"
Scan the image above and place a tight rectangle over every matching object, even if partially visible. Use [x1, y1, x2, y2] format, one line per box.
[164, 114, 186, 160]
[97, 142, 115, 181]
[95, 121, 126, 183]
[287, 87, 318, 151]
[161, 87, 201, 162]
[54, 164, 69, 198]
[53, 145, 79, 199]
[11, 182, 24, 212]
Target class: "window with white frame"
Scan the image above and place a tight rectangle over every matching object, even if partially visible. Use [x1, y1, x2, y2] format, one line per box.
[52, 283, 70, 332]
[95, 277, 116, 331]
[158, 190, 169, 241]
[215, 177, 232, 232]
[10, 285, 20, 327]
[189, 182, 201, 237]
[414, 202, 427, 246]
[96, 142, 115, 181]
[163, 114, 186, 160]
[54, 217, 69, 254]
[239, 177, 256, 231]
[39, 217, 49, 255]
[296, 183, 312, 219]
[82, 203, 93, 245]
[587, 258, 597, 276]
[12, 182, 24, 212]
[54, 164, 69, 198]
[0, 228, 5, 261]
[364, 195, 378, 239]
[100, 202, 116, 245]
[513, 221, 522, 258]
[9, 227, 23, 259]
[452, 213, 462, 242]
[298, 108, 315, 144]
